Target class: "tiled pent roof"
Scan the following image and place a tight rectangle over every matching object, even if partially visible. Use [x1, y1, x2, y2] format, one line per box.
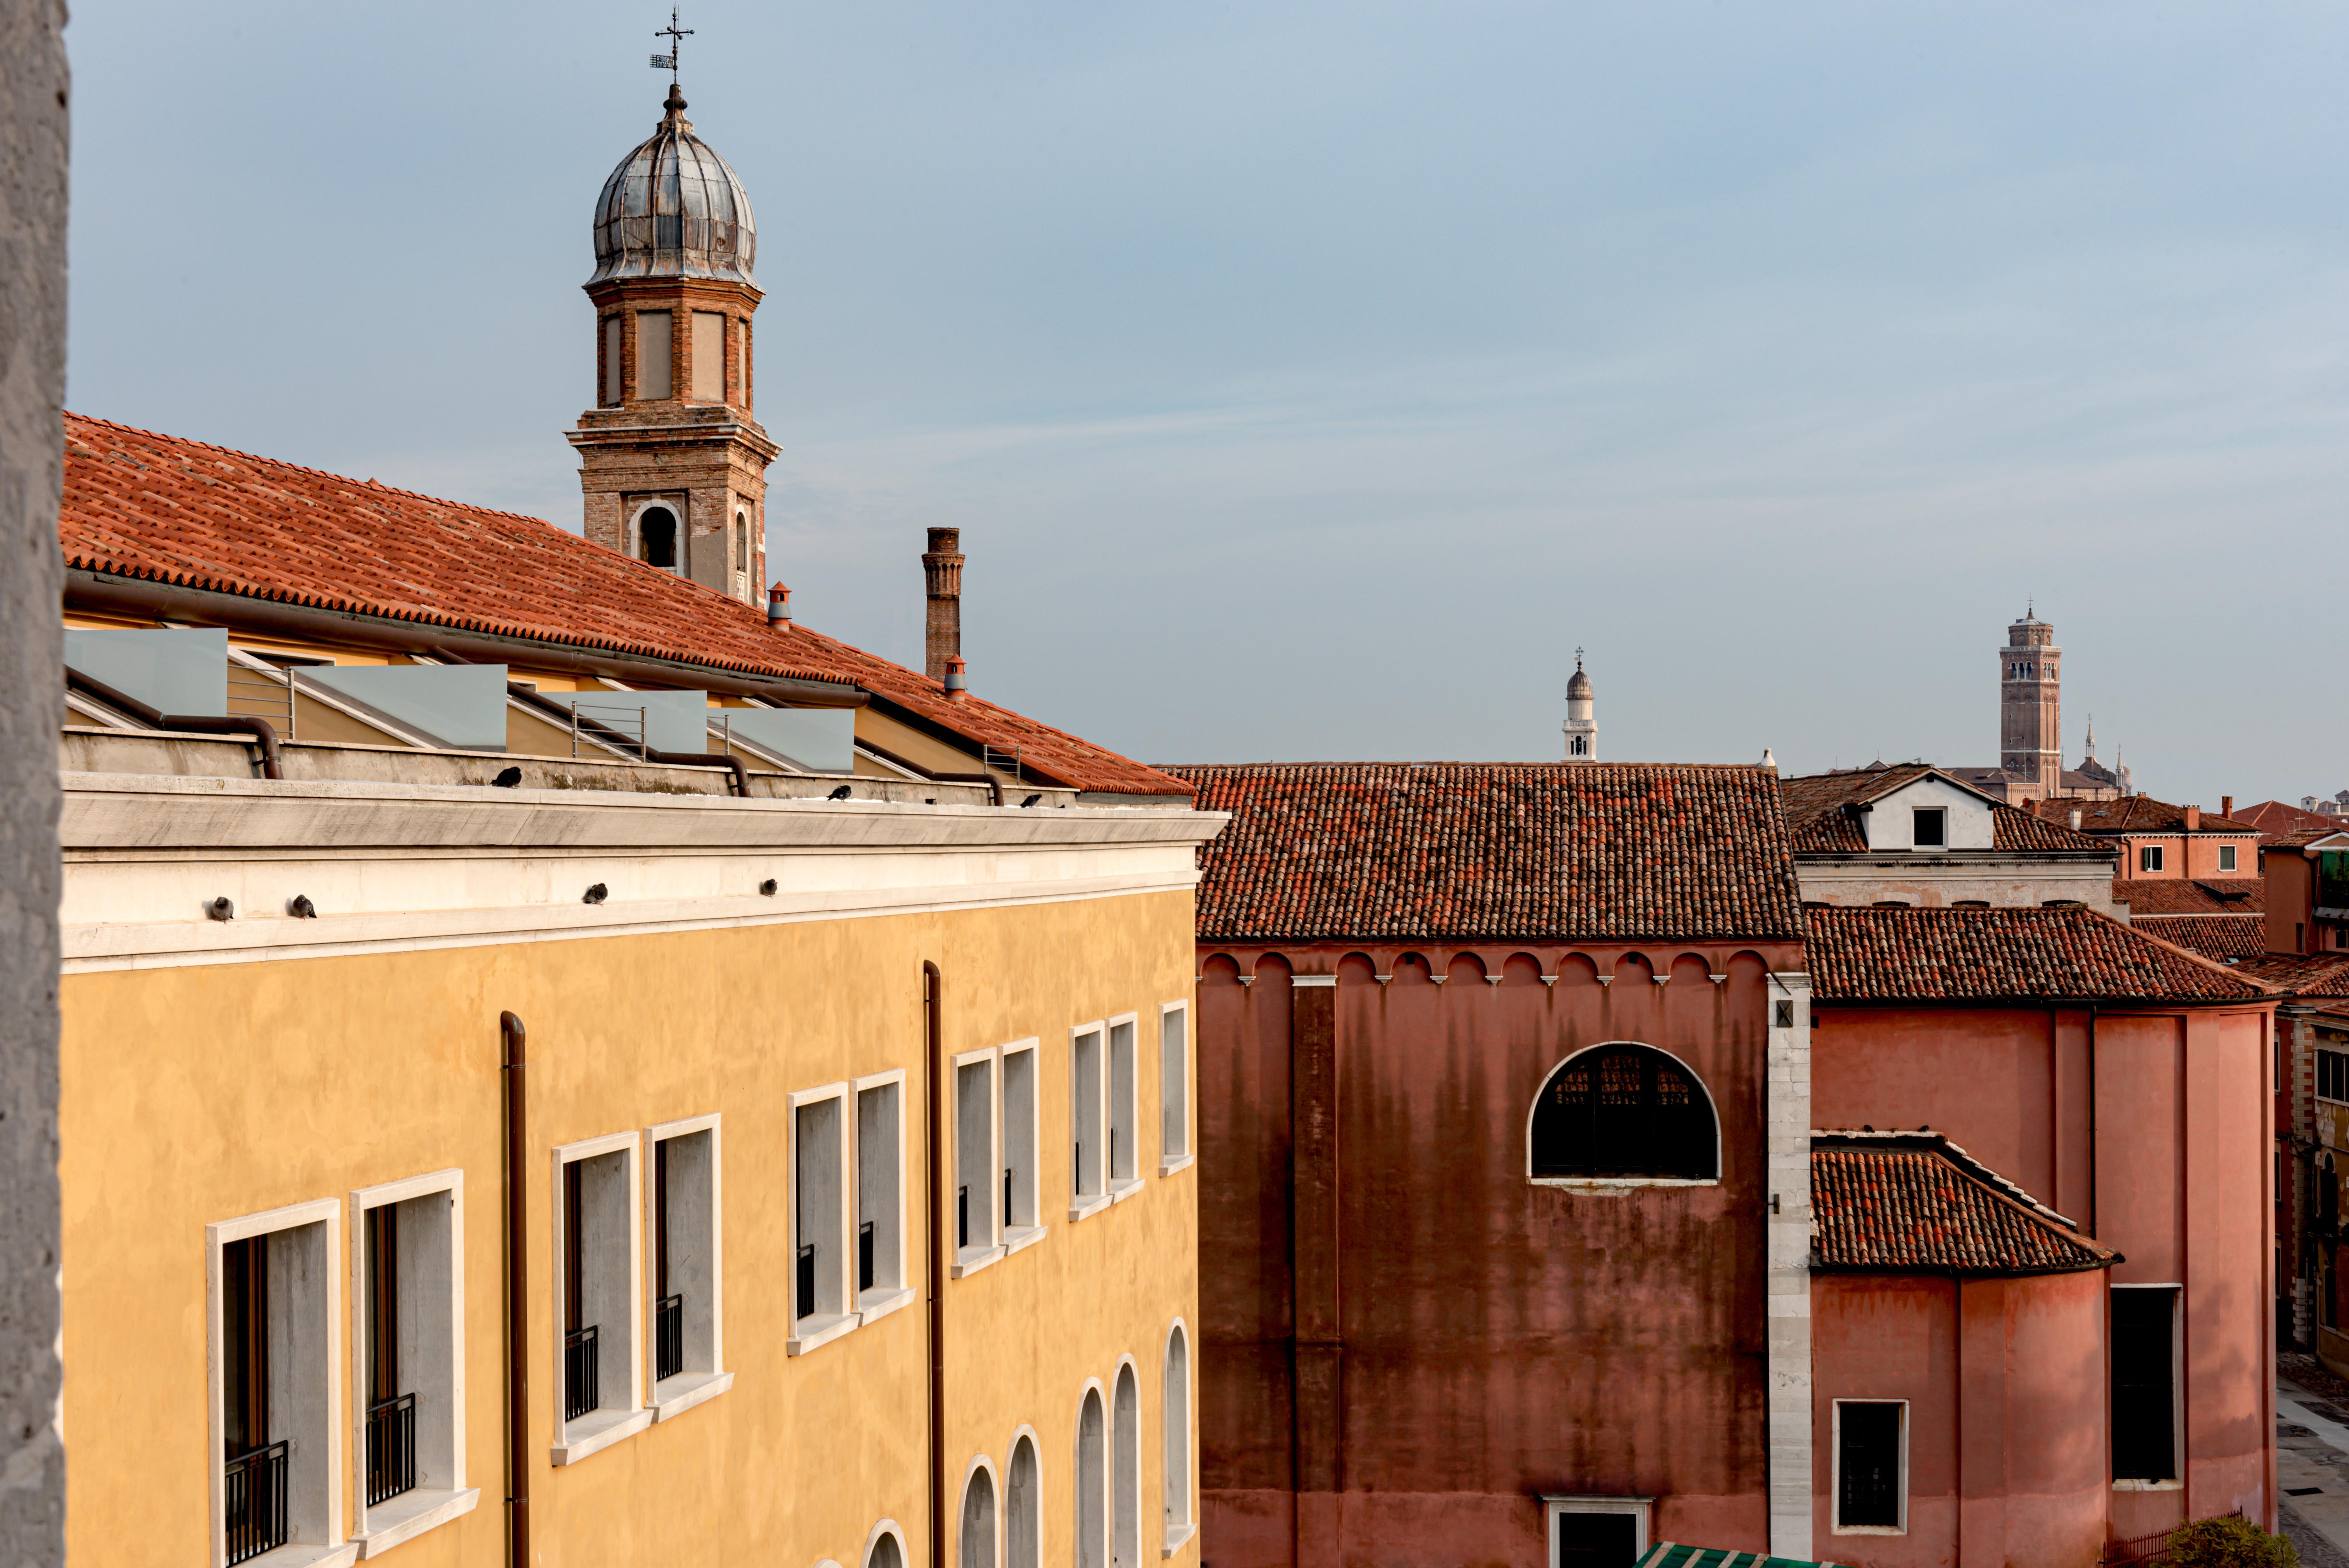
[2128, 915, 2265, 962]
[2236, 954, 2349, 1000]
[1165, 763, 1804, 943]
[1806, 906, 2269, 1003]
[2033, 795, 2259, 836]
[60, 414, 1188, 796]
[2115, 877, 2264, 916]
[1811, 1132, 2118, 1276]
[2238, 800, 2347, 836]
[1777, 765, 2111, 855]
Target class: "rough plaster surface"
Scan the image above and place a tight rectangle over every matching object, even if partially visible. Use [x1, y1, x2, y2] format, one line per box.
[0, 0, 68, 1558]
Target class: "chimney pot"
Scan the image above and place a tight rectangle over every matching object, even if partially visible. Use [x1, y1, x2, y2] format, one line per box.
[922, 528, 965, 682]
[2221, 795, 2233, 818]
[2184, 804, 2201, 832]
[943, 655, 968, 702]
[2069, 809, 2082, 830]
[766, 583, 792, 625]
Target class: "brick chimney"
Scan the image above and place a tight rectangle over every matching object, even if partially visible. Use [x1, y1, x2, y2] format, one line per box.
[2184, 804, 2201, 832]
[2221, 795, 2233, 819]
[922, 527, 964, 684]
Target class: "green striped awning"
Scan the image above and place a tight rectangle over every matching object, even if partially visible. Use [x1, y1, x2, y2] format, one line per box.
[1637, 1545, 1845, 1568]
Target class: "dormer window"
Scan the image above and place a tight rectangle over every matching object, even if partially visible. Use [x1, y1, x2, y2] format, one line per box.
[1912, 808, 1945, 849]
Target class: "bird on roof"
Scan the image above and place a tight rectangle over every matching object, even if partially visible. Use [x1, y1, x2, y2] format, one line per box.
[827, 784, 852, 800]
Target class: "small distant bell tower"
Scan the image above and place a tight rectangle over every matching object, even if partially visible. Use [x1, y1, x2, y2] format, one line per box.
[568, 36, 776, 609]
[1998, 604, 2062, 796]
[1563, 650, 1597, 762]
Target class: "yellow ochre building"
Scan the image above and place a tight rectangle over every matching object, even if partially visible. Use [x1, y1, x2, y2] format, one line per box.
[54, 75, 1220, 1568]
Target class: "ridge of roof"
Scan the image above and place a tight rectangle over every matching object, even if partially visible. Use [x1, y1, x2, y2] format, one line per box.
[2235, 953, 2349, 999]
[61, 412, 1191, 797]
[1810, 1132, 2119, 1277]
[2032, 793, 2260, 836]
[1776, 766, 2110, 855]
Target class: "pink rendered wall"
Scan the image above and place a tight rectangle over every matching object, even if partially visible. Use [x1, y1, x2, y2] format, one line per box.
[1813, 1271, 2107, 1568]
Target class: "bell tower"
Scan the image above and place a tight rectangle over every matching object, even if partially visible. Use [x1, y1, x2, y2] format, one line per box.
[567, 79, 777, 609]
[1998, 606, 2062, 794]
[1563, 649, 1597, 761]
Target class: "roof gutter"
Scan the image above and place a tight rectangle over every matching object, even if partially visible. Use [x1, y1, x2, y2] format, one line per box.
[66, 567, 868, 709]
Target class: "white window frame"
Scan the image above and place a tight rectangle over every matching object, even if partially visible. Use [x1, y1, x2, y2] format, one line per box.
[550, 1130, 648, 1465]
[1162, 1319, 1197, 1555]
[1107, 1011, 1144, 1203]
[1542, 1497, 1650, 1566]
[1829, 1397, 1909, 1534]
[347, 1170, 478, 1558]
[1159, 1003, 1193, 1177]
[644, 1114, 733, 1422]
[2220, 844, 2239, 871]
[1110, 1358, 1143, 1568]
[2141, 844, 2165, 873]
[862, 1521, 913, 1568]
[953, 1046, 1005, 1278]
[959, 1454, 1001, 1568]
[1911, 807, 1946, 849]
[789, 1083, 857, 1354]
[855, 1070, 918, 1323]
[207, 1197, 354, 1568]
[1000, 1041, 1048, 1256]
[2110, 1282, 2186, 1490]
[1071, 1022, 1110, 1222]
[1075, 1380, 1109, 1568]
[1005, 1426, 1044, 1568]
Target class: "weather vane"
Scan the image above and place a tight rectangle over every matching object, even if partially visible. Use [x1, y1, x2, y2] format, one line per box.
[651, 8, 692, 80]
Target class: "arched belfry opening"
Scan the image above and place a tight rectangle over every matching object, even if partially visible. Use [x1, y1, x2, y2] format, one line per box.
[634, 506, 679, 570]
[1529, 1044, 1718, 1180]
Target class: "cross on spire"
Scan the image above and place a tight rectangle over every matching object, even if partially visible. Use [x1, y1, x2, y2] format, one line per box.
[1575, 645, 1584, 670]
[652, 8, 693, 80]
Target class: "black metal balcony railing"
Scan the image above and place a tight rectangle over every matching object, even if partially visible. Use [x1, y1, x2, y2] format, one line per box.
[654, 1294, 683, 1382]
[563, 1324, 599, 1422]
[795, 1242, 816, 1320]
[859, 1221, 876, 1292]
[224, 1440, 290, 1564]
[365, 1393, 416, 1506]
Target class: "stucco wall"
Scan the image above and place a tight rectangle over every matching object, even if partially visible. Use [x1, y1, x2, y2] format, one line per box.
[0, 0, 69, 1558]
[1198, 940, 1802, 1567]
[60, 889, 1201, 1566]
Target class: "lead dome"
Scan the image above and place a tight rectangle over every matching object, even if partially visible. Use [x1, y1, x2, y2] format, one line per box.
[589, 86, 757, 286]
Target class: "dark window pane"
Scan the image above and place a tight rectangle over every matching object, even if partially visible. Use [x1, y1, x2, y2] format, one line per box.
[1836, 1402, 1902, 1527]
[2112, 1290, 2176, 1481]
[1554, 1511, 1638, 1568]
[1531, 1046, 1718, 1180]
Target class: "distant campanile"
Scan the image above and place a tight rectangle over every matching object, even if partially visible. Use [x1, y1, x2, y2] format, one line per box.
[1563, 650, 1597, 761]
[1999, 607, 2062, 787]
[568, 76, 776, 609]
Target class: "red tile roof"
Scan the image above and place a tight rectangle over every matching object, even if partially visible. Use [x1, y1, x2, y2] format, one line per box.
[1166, 763, 1804, 943]
[1805, 905, 2270, 1003]
[2128, 914, 2266, 962]
[2235, 954, 2349, 999]
[2239, 800, 2349, 836]
[1811, 1132, 2118, 1276]
[2032, 795, 2258, 836]
[61, 413, 1187, 796]
[2114, 877, 2265, 916]
[1776, 765, 2109, 855]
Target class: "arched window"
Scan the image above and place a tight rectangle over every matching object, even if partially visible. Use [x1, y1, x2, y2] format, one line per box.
[1112, 1366, 1140, 1568]
[961, 1466, 996, 1568]
[1529, 1044, 1717, 1180]
[734, 509, 750, 572]
[1076, 1389, 1106, 1568]
[866, 1531, 905, 1568]
[635, 506, 678, 570]
[1162, 1328, 1191, 1540]
[1006, 1436, 1039, 1568]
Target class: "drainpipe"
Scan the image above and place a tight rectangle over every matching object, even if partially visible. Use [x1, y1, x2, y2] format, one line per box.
[925, 964, 946, 1568]
[66, 665, 284, 779]
[501, 1012, 530, 1568]
[2087, 1005, 2099, 1238]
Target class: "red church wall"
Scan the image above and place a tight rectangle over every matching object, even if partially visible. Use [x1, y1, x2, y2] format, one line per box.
[1813, 1271, 2108, 1568]
[1813, 1002, 2277, 1545]
[1198, 941, 1797, 1568]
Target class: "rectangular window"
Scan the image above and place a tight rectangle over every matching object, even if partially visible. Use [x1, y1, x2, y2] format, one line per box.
[601, 315, 622, 404]
[1160, 1003, 1191, 1172]
[351, 1171, 476, 1550]
[1072, 1023, 1106, 1215]
[855, 1073, 912, 1315]
[635, 310, 672, 400]
[1544, 1499, 1649, 1567]
[1911, 808, 1946, 848]
[210, 1199, 342, 1563]
[2320, 1049, 2349, 1103]
[742, 318, 752, 405]
[788, 1085, 854, 1354]
[954, 1049, 1000, 1271]
[1002, 1042, 1041, 1238]
[2219, 844, 2238, 872]
[2140, 845, 2165, 873]
[646, 1115, 729, 1418]
[2112, 1287, 2179, 1482]
[552, 1131, 644, 1464]
[690, 310, 725, 401]
[1834, 1400, 1905, 1532]
[1109, 1014, 1140, 1193]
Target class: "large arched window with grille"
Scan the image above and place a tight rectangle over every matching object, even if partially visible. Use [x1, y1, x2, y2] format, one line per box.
[1529, 1044, 1718, 1180]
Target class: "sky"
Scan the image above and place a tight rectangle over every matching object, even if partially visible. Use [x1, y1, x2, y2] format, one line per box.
[64, 3, 2349, 803]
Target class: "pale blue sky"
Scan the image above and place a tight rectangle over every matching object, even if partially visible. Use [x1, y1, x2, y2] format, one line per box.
[66, 3, 2349, 803]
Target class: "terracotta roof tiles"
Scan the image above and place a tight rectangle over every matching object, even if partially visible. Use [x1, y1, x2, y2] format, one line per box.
[2127, 915, 2266, 962]
[1776, 765, 2109, 855]
[1167, 762, 1804, 943]
[2114, 877, 2264, 916]
[1806, 905, 2269, 1003]
[2235, 954, 2349, 999]
[2032, 795, 2259, 836]
[1811, 1132, 2118, 1276]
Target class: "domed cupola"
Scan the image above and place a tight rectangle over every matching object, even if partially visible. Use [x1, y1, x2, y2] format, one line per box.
[588, 85, 757, 286]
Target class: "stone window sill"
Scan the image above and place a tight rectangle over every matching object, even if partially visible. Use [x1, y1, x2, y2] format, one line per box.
[787, 1311, 859, 1356]
[858, 1285, 917, 1326]
[1159, 1153, 1195, 1178]
[2113, 1478, 2183, 1491]
[551, 1405, 651, 1466]
[651, 1369, 733, 1423]
[356, 1486, 479, 1559]
[246, 1543, 359, 1568]
[1163, 1521, 1199, 1557]
[1109, 1177, 1145, 1204]
[952, 1243, 1006, 1280]
[1003, 1224, 1048, 1257]
[1068, 1192, 1113, 1223]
